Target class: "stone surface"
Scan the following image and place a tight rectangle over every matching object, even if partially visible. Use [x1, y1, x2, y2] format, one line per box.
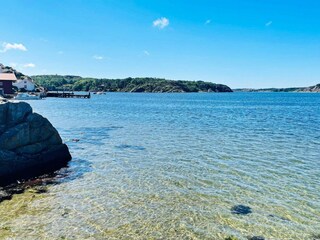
[299, 83, 320, 92]
[0, 190, 12, 202]
[0, 100, 71, 185]
[231, 205, 252, 215]
[247, 237, 265, 240]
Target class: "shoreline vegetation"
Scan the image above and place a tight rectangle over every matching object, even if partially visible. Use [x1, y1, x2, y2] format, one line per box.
[31, 75, 320, 93]
[1, 64, 318, 93]
[31, 75, 233, 93]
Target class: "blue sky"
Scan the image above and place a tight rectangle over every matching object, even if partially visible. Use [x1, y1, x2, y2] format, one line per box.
[0, 0, 319, 88]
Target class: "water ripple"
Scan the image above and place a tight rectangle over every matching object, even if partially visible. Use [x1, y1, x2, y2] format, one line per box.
[1, 92, 319, 239]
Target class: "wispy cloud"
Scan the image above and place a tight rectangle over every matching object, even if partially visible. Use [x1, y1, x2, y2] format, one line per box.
[0, 42, 27, 52]
[23, 63, 36, 68]
[9, 62, 36, 69]
[153, 17, 169, 29]
[93, 55, 104, 60]
[205, 19, 211, 25]
[143, 50, 150, 56]
[265, 21, 273, 27]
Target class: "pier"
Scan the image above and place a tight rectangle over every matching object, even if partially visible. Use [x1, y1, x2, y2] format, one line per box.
[46, 91, 91, 99]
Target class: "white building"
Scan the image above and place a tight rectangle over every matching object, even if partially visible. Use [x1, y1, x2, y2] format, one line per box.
[13, 78, 36, 91]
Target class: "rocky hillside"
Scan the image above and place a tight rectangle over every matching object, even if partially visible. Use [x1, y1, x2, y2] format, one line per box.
[298, 84, 320, 92]
[0, 63, 31, 80]
[0, 100, 71, 186]
[32, 75, 233, 93]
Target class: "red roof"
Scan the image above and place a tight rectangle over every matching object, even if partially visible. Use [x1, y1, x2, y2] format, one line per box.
[0, 73, 17, 81]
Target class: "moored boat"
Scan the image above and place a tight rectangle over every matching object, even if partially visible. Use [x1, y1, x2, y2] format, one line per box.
[14, 93, 41, 100]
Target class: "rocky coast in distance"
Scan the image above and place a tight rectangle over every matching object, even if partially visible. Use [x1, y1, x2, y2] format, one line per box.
[0, 100, 72, 188]
[233, 83, 320, 92]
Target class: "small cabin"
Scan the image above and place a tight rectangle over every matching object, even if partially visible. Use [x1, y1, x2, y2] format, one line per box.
[13, 78, 36, 91]
[0, 73, 17, 95]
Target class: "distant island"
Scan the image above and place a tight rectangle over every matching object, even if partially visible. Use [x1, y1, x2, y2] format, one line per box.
[31, 75, 233, 93]
[234, 84, 320, 93]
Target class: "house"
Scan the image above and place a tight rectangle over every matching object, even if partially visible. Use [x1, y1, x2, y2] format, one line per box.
[0, 73, 17, 95]
[13, 78, 36, 91]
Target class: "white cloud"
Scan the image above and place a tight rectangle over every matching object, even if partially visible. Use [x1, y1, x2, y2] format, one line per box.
[153, 17, 169, 29]
[205, 19, 211, 25]
[23, 63, 36, 68]
[1, 42, 27, 52]
[143, 50, 150, 56]
[265, 21, 273, 27]
[93, 55, 104, 60]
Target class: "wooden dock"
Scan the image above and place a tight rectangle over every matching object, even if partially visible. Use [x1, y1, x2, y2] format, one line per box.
[46, 91, 91, 99]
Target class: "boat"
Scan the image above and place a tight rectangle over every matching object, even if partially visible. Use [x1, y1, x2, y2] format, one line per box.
[96, 91, 106, 95]
[14, 93, 41, 100]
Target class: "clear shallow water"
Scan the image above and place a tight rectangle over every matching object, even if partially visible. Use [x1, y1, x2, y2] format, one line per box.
[1, 92, 319, 239]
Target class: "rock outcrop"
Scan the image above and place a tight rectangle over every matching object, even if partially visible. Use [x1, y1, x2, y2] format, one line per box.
[0, 100, 71, 185]
[298, 84, 320, 93]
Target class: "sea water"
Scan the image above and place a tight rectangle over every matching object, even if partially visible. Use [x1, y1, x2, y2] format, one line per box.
[0, 92, 319, 239]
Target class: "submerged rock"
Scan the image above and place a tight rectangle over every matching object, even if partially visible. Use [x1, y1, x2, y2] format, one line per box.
[248, 236, 265, 240]
[0, 100, 71, 185]
[31, 185, 48, 194]
[5, 185, 24, 195]
[0, 190, 12, 202]
[231, 205, 252, 215]
[0, 184, 25, 203]
[312, 234, 320, 240]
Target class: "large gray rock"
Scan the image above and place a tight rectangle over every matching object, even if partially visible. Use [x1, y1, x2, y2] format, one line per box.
[0, 101, 71, 185]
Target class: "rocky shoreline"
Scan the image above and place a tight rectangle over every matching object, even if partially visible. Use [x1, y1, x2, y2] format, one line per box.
[0, 100, 71, 186]
[233, 83, 320, 93]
